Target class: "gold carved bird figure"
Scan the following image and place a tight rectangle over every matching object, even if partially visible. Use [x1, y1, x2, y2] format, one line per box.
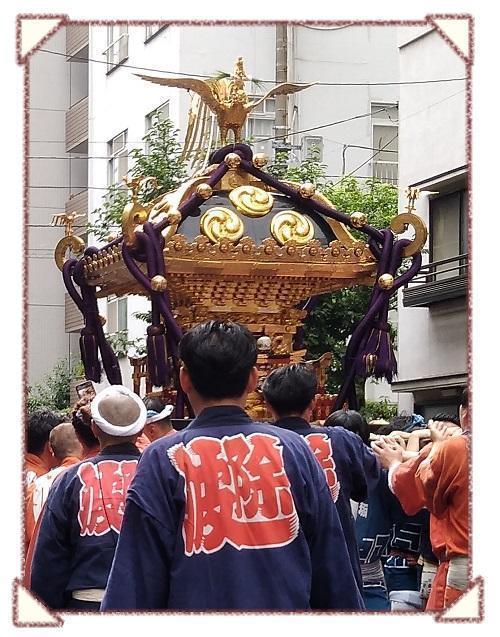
[136, 57, 315, 145]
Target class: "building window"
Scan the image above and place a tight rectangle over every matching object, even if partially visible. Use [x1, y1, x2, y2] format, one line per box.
[430, 189, 468, 280]
[302, 135, 323, 161]
[107, 297, 128, 332]
[243, 97, 276, 157]
[145, 102, 170, 154]
[144, 24, 167, 43]
[107, 130, 128, 186]
[371, 103, 398, 184]
[105, 25, 129, 73]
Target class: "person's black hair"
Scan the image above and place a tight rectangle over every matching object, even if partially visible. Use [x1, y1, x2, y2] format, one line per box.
[143, 396, 172, 428]
[27, 409, 65, 455]
[143, 397, 168, 413]
[179, 320, 257, 400]
[461, 387, 468, 408]
[71, 398, 99, 449]
[324, 409, 370, 446]
[262, 364, 317, 418]
[432, 412, 460, 426]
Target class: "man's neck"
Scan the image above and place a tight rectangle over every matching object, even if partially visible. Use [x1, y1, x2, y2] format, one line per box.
[194, 398, 247, 416]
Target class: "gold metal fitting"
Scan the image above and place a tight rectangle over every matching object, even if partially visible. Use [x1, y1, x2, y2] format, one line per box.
[350, 211, 367, 229]
[196, 183, 213, 200]
[150, 275, 168, 292]
[378, 273, 394, 290]
[224, 153, 241, 169]
[99, 315, 107, 326]
[166, 210, 182, 225]
[299, 182, 315, 198]
[253, 153, 268, 168]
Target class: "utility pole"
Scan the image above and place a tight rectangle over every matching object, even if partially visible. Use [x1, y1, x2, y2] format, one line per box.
[274, 24, 290, 159]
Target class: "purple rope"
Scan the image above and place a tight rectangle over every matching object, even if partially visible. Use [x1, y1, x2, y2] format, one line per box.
[240, 158, 385, 244]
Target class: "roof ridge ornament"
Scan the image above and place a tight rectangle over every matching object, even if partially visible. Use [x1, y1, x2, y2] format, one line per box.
[136, 57, 316, 145]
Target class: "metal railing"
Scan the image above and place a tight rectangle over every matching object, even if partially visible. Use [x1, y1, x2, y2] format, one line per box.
[372, 160, 398, 184]
[104, 33, 129, 73]
[406, 253, 468, 286]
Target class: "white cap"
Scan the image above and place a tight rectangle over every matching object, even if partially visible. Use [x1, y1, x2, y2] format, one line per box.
[91, 385, 147, 437]
[146, 404, 174, 425]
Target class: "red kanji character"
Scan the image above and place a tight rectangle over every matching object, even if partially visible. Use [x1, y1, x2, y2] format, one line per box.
[77, 460, 138, 536]
[168, 433, 299, 555]
[304, 433, 340, 502]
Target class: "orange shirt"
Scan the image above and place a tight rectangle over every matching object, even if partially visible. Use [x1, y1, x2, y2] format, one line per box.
[25, 456, 81, 551]
[390, 435, 469, 561]
[25, 454, 50, 487]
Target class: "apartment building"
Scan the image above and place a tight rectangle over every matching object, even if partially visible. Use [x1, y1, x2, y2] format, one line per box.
[392, 26, 468, 418]
[29, 22, 403, 389]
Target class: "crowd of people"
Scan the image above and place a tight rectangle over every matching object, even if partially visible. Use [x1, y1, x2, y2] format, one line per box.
[23, 320, 469, 612]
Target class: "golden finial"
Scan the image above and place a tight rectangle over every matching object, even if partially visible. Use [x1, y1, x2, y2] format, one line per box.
[51, 211, 84, 237]
[405, 187, 420, 213]
[135, 58, 316, 145]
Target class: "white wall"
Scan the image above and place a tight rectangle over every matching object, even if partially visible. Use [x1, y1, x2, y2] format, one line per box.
[28, 29, 71, 384]
[292, 25, 399, 178]
[395, 28, 467, 393]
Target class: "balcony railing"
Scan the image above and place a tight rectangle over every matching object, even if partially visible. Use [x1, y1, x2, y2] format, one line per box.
[65, 97, 88, 152]
[66, 25, 89, 58]
[403, 253, 468, 307]
[372, 160, 398, 184]
[104, 33, 129, 73]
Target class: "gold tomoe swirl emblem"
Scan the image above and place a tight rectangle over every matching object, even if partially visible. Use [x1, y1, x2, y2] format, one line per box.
[270, 210, 315, 246]
[229, 186, 274, 218]
[200, 207, 244, 243]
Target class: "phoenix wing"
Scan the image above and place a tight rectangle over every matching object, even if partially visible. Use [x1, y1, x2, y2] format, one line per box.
[134, 74, 222, 113]
[249, 82, 317, 110]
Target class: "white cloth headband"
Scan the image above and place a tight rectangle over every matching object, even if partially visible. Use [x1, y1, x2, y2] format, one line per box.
[146, 404, 174, 425]
[91, 385, 147, 437]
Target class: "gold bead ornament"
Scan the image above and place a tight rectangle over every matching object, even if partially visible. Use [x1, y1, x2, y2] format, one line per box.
[378, 274, 394, 290]
[299, 182, 316, 198]
[151, 275, 168, 292]
[253, 153, 268, 168]
[224, 153, 241, 169]
[350, 212, 367, 228]
[196, 183, 213, 200]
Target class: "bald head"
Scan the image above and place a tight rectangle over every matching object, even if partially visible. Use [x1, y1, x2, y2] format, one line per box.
[96, 394, 142, 429]
[49, 423, 83, 461]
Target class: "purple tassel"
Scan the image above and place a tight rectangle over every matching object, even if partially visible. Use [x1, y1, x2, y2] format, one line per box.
[146, 324, 170, 387]
[354, 322, 397, 382]
[99, 337, 122, 385]
[79, 330, 101, 382]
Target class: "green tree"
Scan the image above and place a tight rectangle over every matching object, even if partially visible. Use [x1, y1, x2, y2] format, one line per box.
[27, 359, 84, 414]
[269, 149, 399, 395]
[89, 114, 188, 241]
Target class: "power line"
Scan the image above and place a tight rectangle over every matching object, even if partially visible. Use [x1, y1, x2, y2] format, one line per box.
[331, 134, 399, 187]
[27, 105, 397, 153]
[37, 47, 467, 87]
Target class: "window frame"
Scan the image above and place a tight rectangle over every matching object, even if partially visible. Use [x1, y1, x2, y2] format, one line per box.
[107, 130, 128, 187]
[104, 25, 129, 74]
[144, 24, 168, 44]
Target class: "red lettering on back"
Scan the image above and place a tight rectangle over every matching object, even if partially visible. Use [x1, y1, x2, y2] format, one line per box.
[77, 459, 138, 536]
[304, 433, 340, 502]
[168, 433, 299, 555]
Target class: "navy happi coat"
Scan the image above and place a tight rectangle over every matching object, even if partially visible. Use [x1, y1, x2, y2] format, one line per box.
[102, 406, 364, 611]
[28, 443, 141, 609]
[274, 417, 381, 592]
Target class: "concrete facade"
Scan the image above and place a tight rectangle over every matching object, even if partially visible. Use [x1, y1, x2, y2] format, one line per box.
[28, 29, 71, 385]
[392, 28, 468, 418]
